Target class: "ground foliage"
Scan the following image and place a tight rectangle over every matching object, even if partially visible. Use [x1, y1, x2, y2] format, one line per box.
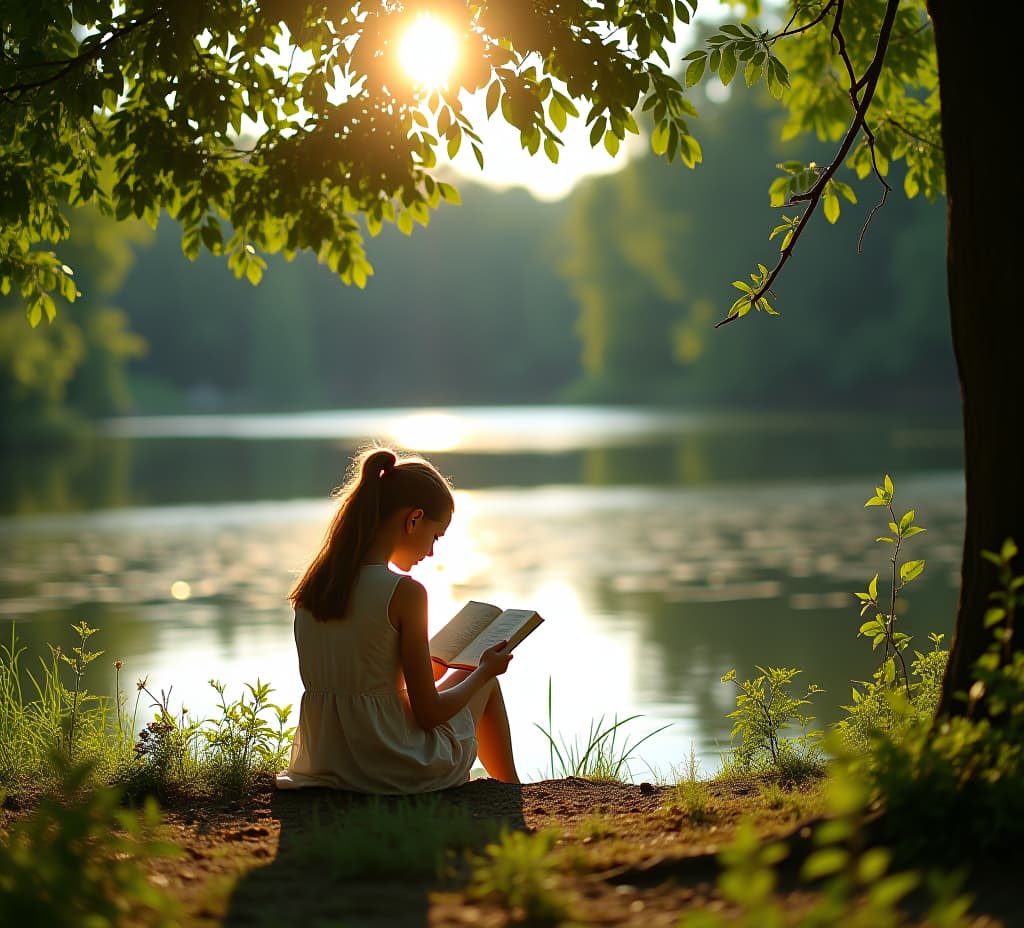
[3, 772, 1019, 927]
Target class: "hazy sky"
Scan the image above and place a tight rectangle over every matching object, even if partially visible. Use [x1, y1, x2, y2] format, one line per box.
[443, 93, 646, 202]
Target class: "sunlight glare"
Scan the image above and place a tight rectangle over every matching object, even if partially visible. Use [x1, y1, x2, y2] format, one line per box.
[391, 411, 466, 451]
[411, 491, 492, 632]
[398, 13, 459, 89]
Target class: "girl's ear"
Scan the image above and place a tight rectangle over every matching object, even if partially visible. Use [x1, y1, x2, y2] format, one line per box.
[406, 508, 425, 532]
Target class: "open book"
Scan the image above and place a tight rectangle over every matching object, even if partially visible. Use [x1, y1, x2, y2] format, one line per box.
[429, 600, 544, 671]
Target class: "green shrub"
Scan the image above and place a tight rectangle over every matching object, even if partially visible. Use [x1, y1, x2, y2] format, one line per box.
[0, 754, 181, 927]
[834, 475, 948, 755]
[719, 665, 825, 777]
[676, 767, 973, 928]
[861, 539, 1024, 864]
[202, 678, 293, 796]
[1, 619, 294, 802]
[0, 623, 123, 790]
[835, 633, 948, 756]
[116, 676, 293, 801]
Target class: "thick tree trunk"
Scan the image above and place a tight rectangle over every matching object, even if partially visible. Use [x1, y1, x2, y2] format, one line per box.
[928, 2, 1023, 715]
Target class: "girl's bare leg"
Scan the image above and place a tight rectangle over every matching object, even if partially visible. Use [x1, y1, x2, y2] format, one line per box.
[438, 670, 519, 783]
[467, 677, 519, 783]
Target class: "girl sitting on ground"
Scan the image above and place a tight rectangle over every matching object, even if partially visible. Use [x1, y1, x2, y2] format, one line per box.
[275, 445, 520, 793]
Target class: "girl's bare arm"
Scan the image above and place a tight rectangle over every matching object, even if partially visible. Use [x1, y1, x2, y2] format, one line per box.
[392, 577, 511, 729]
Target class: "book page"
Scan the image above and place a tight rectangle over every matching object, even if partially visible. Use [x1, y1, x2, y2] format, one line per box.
[428, 601, 502, 664]
[449, 609, 543, 669]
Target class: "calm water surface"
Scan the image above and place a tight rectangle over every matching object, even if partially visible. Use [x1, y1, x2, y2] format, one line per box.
[0, 406, 965, 780]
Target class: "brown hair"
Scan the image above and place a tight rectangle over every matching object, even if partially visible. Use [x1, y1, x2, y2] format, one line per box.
[289, 445, 454, 620]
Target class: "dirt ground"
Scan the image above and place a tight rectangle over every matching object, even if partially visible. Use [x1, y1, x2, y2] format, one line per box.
[121, 774, 1021, 928]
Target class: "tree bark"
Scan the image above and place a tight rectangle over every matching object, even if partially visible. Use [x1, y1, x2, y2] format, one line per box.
[928, 2, 1022, 715]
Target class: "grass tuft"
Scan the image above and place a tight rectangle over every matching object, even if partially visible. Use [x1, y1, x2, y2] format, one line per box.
[664, 747, 712, 822]
[468, 827, 569, 923]
[534, 677, 671, 782]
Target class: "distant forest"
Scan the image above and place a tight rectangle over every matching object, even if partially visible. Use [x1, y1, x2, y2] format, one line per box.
[2, 81, 958, 435]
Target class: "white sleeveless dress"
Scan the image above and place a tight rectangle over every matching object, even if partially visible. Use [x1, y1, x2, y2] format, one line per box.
[274, 565, 478, 793]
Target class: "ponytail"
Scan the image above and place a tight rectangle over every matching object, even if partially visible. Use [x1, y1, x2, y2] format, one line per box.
[290, 445, 454, 619]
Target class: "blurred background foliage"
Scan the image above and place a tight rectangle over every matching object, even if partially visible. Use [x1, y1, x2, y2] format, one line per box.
[2, 80, 957, 444]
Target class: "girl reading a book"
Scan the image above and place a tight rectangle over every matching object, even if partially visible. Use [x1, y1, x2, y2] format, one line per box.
[275, 445, 520, 793]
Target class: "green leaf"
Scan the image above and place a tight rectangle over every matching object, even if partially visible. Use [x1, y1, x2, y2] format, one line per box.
[553, 90, 579, 119]
[651, 121, 670, 156]
[685, 57, 706, 88]
[857, 848, 891, 884]
[768, 177, 789, 207]
[438, 182, 461, 205]
[801, 847, 848, 880]
[719, 46, 737, 86]
[744, 57, 760, 87]
[766, 60, 785, 99]
[485, 81, 501, 118]
[899, 560, 925, 583]
[549, 94, 567, 132]
[200, 220, 223, 253]
[823, 191, 839, 223]
[869, 872, 919, 907]
[984, 607, 1007, 628]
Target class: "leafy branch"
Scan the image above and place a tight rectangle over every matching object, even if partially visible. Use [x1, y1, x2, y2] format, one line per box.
[0, 13, 157, 98]
[708, 0, 905, 326]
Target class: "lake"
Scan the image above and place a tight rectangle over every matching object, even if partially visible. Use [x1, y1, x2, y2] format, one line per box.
[0, 405, 966, 781]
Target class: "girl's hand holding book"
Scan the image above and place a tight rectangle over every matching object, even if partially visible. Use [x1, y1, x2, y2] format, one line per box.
[479, 640, 513, 677]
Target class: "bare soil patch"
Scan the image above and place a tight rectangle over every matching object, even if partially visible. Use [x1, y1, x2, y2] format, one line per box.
[118, 774, 1020, 927]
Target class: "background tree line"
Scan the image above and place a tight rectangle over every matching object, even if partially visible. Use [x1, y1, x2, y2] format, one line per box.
[2, 80, 956, 437]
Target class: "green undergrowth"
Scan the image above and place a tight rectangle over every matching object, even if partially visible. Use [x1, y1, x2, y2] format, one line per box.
[0, 754, 181, 927]
[0, 620, 294, 802]
[718, 476, 1024, 871]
